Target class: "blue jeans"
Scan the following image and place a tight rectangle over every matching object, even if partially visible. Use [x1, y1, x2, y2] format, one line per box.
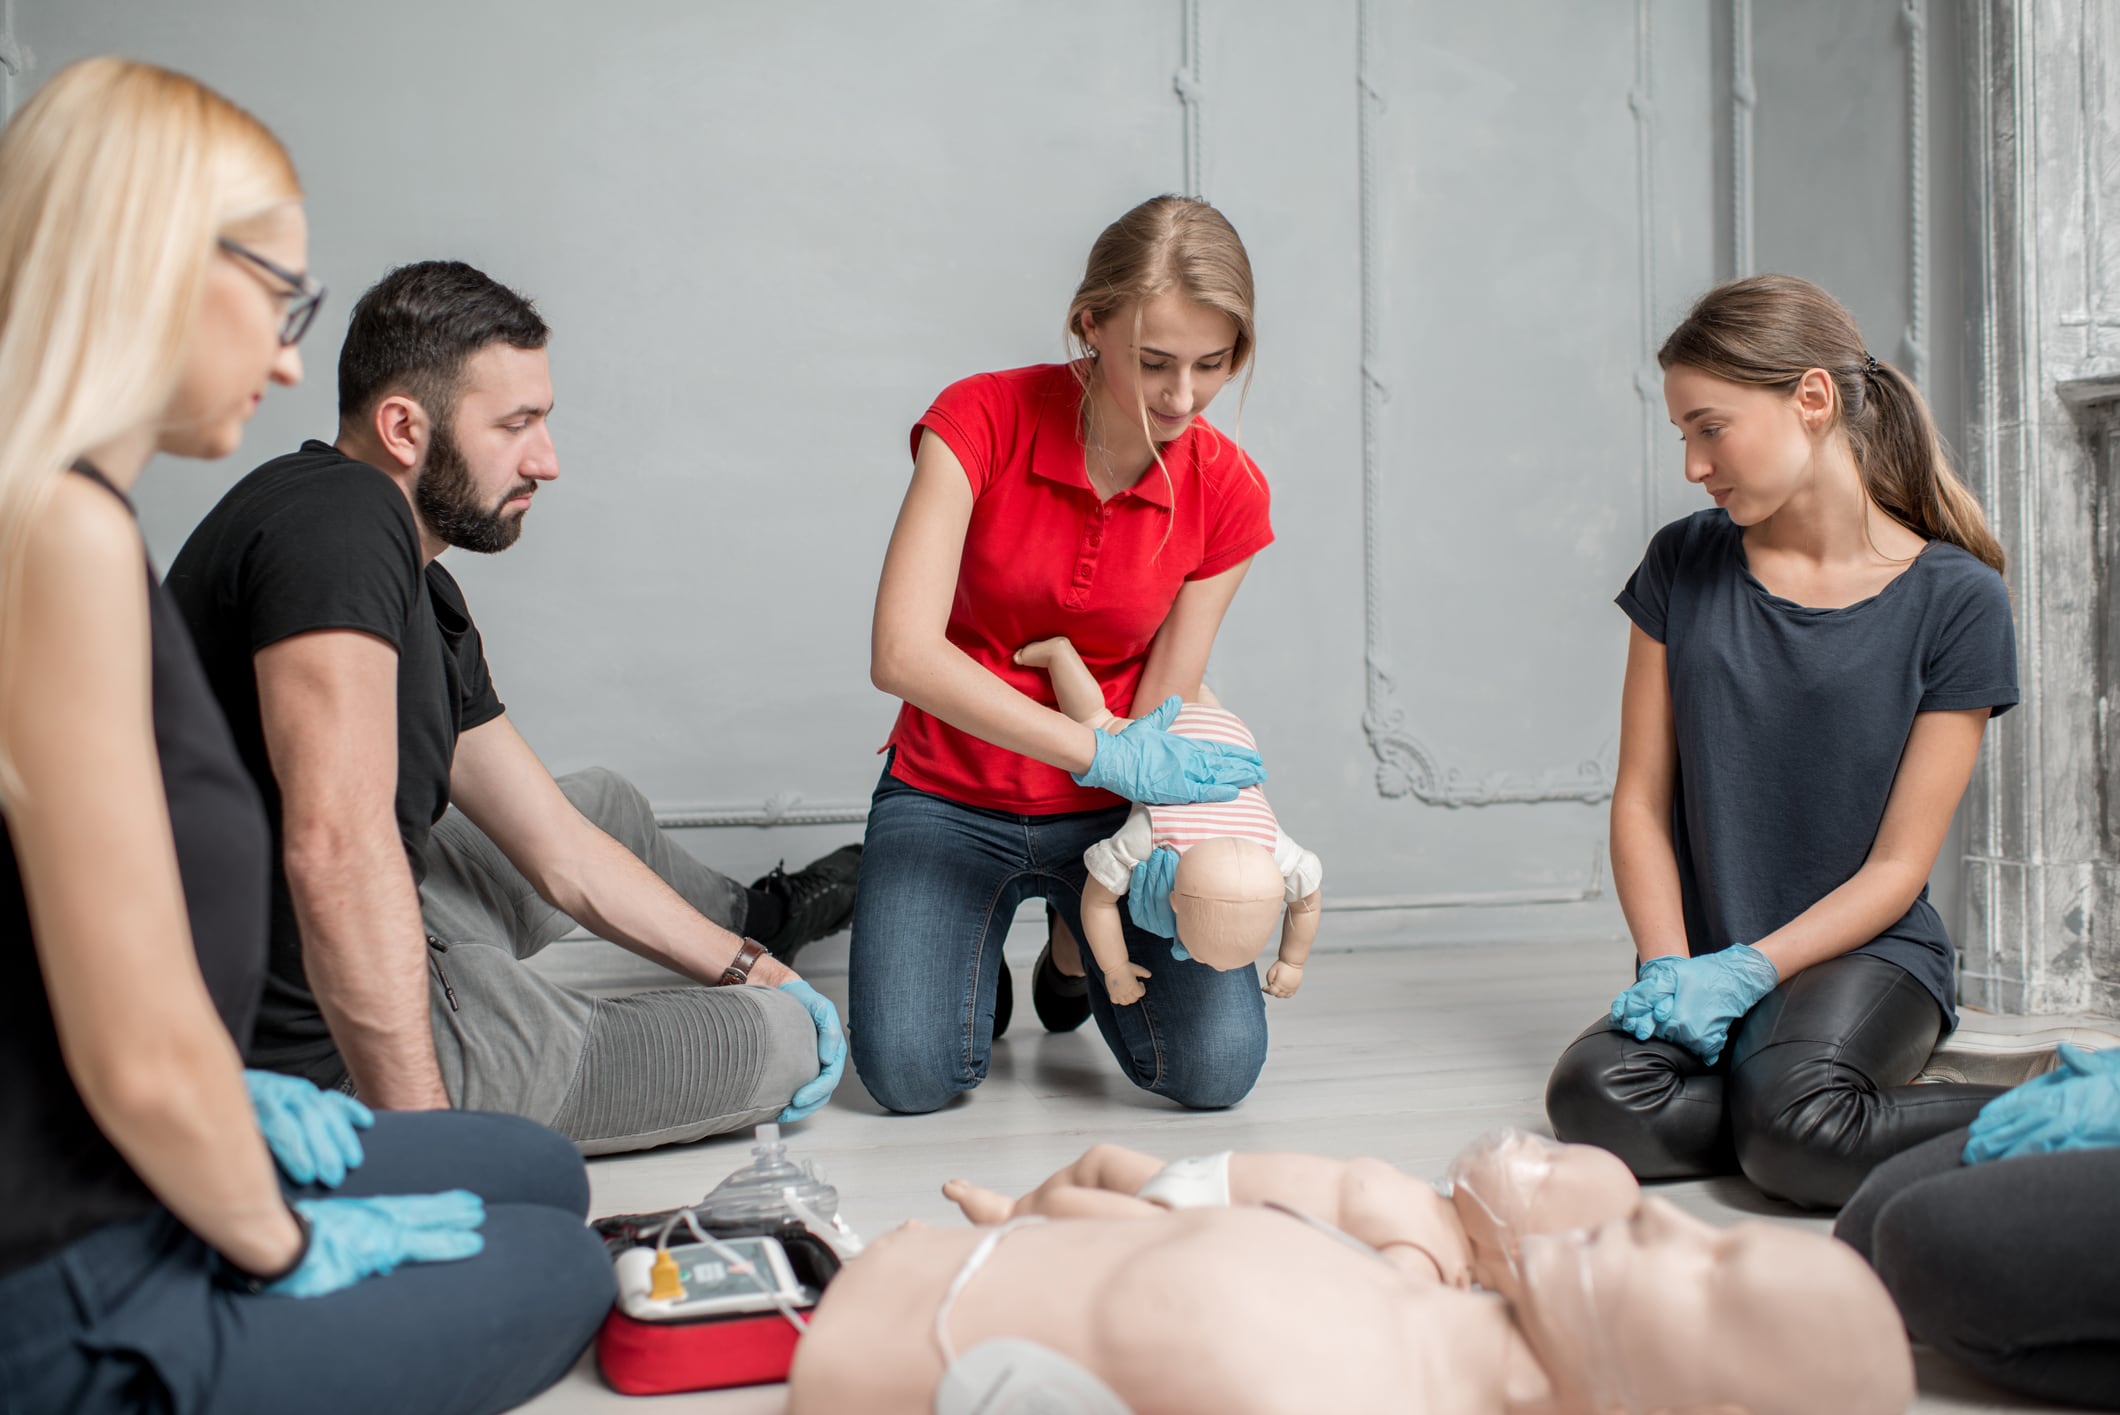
[848, 763, 1269, 1114]
[0, 1112, 612, 1415]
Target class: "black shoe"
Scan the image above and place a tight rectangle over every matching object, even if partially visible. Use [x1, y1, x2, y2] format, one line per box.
[749, 843, 862, 965]
[1032, 936, 1091, 1034]
[994, 964, 1014, 1040]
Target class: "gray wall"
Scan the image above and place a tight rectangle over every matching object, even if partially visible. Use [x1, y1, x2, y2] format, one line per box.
[11, 3, 1979, 963]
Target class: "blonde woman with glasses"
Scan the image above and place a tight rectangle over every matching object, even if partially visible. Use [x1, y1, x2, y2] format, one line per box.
[0, 59, 609, 1413]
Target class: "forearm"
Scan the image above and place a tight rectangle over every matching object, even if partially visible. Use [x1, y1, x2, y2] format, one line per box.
[879, 637, 1103, 773]
[1609, 797, 1690, 963]
[286, 830, 448, 1109]
[1078, 877, 1135, 979]
[1277, 892, 1321, 967]
[71, 1023, 305, 1277]
[1751, 859, 1932, 979]
[539, 824, 795, 989]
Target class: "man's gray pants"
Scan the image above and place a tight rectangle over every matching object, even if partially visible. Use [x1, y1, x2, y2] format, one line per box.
[418, 767, 817, 1155]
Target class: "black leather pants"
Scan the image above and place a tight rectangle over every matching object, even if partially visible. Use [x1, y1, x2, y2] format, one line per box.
[1545, 952, 2003, 1210]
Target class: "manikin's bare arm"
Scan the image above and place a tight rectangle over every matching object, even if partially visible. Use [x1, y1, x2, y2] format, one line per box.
[1262, 889, 1321, 998]
[944, 1144, 1469, 1284]
[1079, 874, 1150, 1005]
[1014, 635, 1127, 730]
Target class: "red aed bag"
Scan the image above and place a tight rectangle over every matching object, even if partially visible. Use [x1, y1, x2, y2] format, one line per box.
[595, 1303, 811, 1395]
[590, 1219, 842, 1396]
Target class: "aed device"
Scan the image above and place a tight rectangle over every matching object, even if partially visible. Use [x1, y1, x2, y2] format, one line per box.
[614, 1234, 816, 1321]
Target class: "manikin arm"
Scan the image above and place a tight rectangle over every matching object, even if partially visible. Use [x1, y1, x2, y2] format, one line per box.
[1080, 874, 1150, 1005]
[944, 1143, 1170, 1223]
[1263, 890, 1321, 998]
[1015, 635, 1128, 731]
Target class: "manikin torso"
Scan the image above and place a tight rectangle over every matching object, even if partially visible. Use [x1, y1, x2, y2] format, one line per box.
[863, 1136, 1917, 1415]
[785, 1205, 1539, 1415]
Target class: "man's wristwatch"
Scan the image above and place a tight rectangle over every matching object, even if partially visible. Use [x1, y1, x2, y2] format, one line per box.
[718, 937, 769, 986]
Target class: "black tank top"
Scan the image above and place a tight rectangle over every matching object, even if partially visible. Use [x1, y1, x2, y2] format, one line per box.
[0, 464, 271, 1277]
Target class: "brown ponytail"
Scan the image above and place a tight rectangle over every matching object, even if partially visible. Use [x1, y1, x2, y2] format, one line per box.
[1657, 274, 2004, 573]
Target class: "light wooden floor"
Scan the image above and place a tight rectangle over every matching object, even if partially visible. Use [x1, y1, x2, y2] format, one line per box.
[518, 929, 2072, 1414]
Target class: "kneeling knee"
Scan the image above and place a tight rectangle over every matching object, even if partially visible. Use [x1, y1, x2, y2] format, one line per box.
[1151, 1038, 1265, 1111]
[1728, 1077, 1864, 1210]
[1544, 1033, 1636, 1148]
[848, 1028, 981, 1115]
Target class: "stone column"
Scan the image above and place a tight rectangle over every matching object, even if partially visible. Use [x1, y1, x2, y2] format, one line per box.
[1960, 0, 2120, 1017]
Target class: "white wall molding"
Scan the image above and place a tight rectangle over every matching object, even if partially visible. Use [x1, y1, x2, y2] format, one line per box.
[1353, 0, 1625, 809]
[1730, 0, 1755, 278]
[1903, 0, 1932, 389]
[0, 0, 26, 122]
[1175, 0, 1204, 198]
[654, 798, 869, 830]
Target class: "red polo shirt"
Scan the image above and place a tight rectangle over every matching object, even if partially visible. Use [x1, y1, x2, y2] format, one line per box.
[885, 362, 1273, 814]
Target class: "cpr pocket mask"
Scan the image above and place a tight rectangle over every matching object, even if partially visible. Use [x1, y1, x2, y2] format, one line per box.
[592, 1124, 864, 1396]
[1441, 1128, 1567, 1294]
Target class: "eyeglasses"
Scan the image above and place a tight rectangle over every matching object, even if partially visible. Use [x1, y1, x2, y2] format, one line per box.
[217, 237, 326, 347]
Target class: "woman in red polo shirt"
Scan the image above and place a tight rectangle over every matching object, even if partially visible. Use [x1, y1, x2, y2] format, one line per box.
[853, 195, 1276, 1114]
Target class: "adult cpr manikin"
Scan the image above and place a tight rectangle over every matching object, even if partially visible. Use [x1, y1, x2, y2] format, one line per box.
[790, 1134, 1913, 1414]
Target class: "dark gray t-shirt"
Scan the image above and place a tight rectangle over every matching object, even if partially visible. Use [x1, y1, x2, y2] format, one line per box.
[1618, 510, 2018, 1027]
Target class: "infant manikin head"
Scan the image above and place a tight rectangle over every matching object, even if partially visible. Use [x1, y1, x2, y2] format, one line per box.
[1446, 1131, 1639, 1298]
[1169, 836, 1285, 969]
[1516, 1196, 1914, 1415]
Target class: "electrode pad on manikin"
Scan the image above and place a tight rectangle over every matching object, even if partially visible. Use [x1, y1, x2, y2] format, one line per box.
[932, 1219, 1132, 1415]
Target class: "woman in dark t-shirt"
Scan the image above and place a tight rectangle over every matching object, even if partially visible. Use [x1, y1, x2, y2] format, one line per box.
[0, 61, 607, 1414]
[1545, 275, 2021, 1211]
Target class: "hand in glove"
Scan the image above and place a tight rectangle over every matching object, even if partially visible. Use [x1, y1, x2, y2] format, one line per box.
[1072, 697, 1265, 805]
[1963, 1044, 2120, 1164]
[1648, 944, 1780, 1066]
[245, 1069, 372, 1188]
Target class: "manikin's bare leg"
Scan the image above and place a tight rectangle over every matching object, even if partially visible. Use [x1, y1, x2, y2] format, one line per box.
[1263, 890, 1322, 998]
[1015, 637, 1122, 730]
[1081, 874, 1150, 1005]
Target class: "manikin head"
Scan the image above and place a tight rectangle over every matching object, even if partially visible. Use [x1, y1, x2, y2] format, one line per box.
[1169, 837, 1285, 969]
[1657, 274, 2002, 574]
[1516, 1196, 1914, 1415]
[336, 260, 556, 555]
[1445, 1131, 1639, 1299]
[1066, 196, 1254, 464]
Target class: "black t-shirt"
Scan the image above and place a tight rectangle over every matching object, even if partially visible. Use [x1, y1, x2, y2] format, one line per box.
[1617, 510, 2019, 1027]
[0, 466, 270, 1278]
[166, 441, 504, 1083]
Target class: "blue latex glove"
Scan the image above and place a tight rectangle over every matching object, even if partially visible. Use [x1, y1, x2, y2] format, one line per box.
[245, 1069, 373, 1188]
[270, 1191, 485, 1298]
[1072, 696, 1266, 806]
[1126, 848, 1180, 940]
[1608, 956, 1682, 1041]
[1648, 944, 1781, 1066]
[776, 979, 847, 1123]
[1963, 1044, 2120, 1164]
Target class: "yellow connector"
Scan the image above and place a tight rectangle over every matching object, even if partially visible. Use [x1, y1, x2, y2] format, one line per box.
[648, 1248, 684, 1302]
